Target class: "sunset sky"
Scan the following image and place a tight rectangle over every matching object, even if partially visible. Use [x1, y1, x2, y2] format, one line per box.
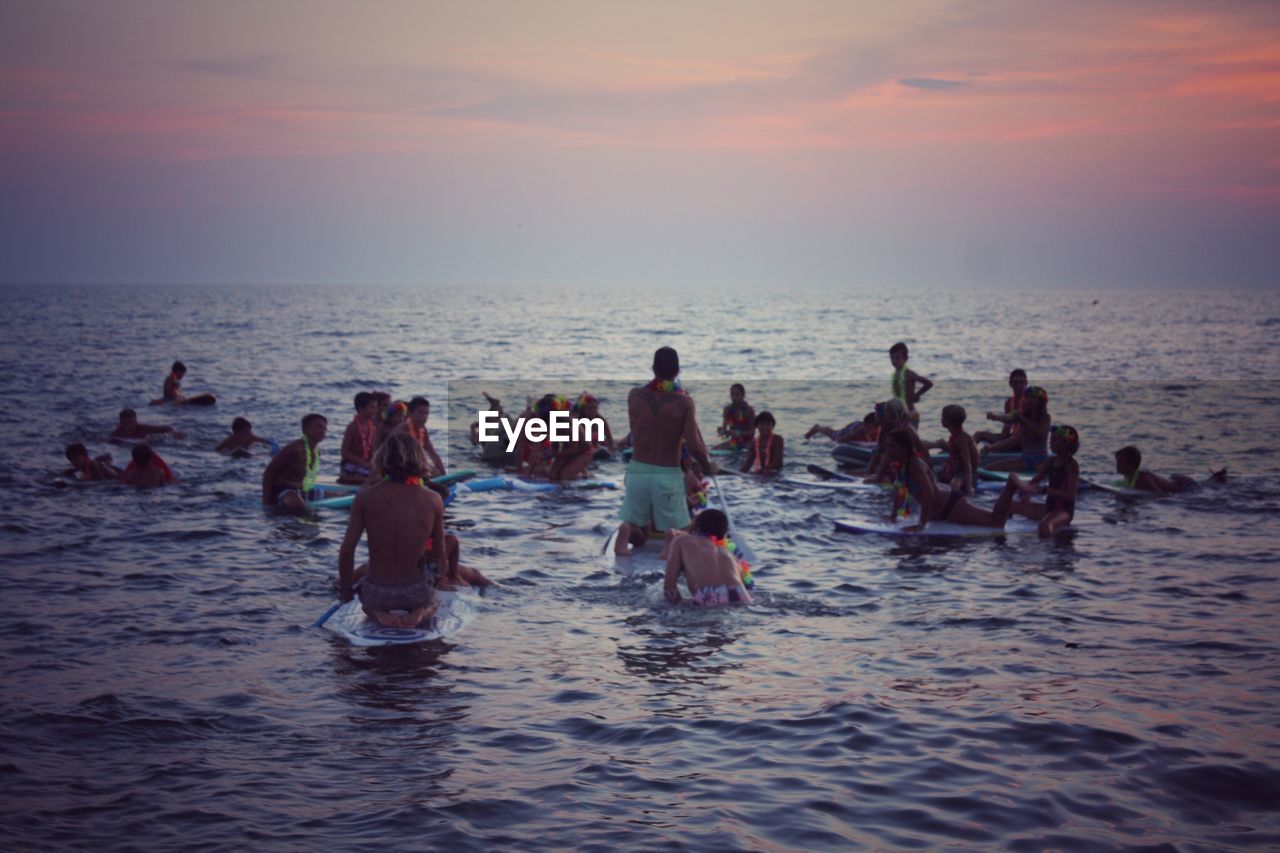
[2, 0, 1278, 288]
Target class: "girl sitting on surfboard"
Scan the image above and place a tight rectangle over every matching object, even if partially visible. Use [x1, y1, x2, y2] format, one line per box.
[883, 429, 1022, 533]
[925, 404, 978, 497]
[1010, 425, 1081, 535]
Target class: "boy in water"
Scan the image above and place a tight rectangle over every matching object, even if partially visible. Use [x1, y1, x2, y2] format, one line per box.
[261, 413, 328, 511]
[889, 342, 933, 424]
[926, 404, 978, 496]
[1010, 425, 1081, 536]
[805, 410, 880, 443]
[110, 409, 183, 442]
[339, 392, 379, 483]
[215, 417, 272, 456]
[663, 509, 752, 607]
[1113, 446, 1227, 493]
[401, 397, 446, 478]
[741, 411, 784, 474]
[64, 443, 120, 480]
[718, 384, 755, 450]
[982, 386, 1051, 472]
[120, 444, 175, 487]
[162, 361, 186, 402]
[975, 369, 1028, 445]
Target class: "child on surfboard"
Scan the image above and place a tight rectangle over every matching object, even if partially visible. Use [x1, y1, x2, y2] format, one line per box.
[805, 410, 880, 443]
[338, 392, 379, 482]
[1112, 446, 1227, 493]
[863, 399, 931, 483]
[981, 385, 1051, 472]
[882, 429, 1021, 532]
[717, 384, 755, 450]
[663, 509, 752, 607]
[151, 361, 216, 406]
[110, 408, 183, 443]
[889, 342, 933, 425]
[64, 443, 120, 481]
[1009, 425, 1081, 535]
[216, 417, 273, 456]
[925, 404, 978, 497]
[974, 368, 1028, 445]
[741, 411, 784, 474]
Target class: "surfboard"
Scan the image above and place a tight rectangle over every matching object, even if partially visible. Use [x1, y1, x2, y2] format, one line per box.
[833, 516, 1050, 538]
[321, 589, 481, 647]
[306, 484, 458, 511]
[1089, 479, 1167, 498]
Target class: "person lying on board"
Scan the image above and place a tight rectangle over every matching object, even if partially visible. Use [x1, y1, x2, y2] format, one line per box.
[883, 429, 1021, 533]
[863, 399, 930, 482]
[215, 417, 272, 456]
[120, 444, 174, 487]
[889, 342, 933, 425]
[399, 396, 446, 479]
[110, 408, 183, 443]
[923, 404, 978, 497]
[664, 509, 752, 607]
[1009, 425, 1081, 536]
[717, 383, 755, 450]
[64, 443, 120, 481]
[974, 368, 1028, 445]
[338, 392, 379, 483]
[980, 385, 1051, 472]
[1113, 445, 1228, 493]
[805, 410, 880, 443]
[338, 433, 444, 629]
[741, 411, 784, 474]
[261, 413, 328, 511]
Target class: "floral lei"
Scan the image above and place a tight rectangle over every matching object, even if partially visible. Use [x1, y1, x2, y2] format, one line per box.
[707, 533, 754, 588]
[647, 378, 685, 395]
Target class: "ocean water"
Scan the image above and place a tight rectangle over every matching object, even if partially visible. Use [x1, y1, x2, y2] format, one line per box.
[1, 283, 1279, 849]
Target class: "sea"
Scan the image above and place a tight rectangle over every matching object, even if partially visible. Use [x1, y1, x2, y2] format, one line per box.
[1, 283, 1278, 849]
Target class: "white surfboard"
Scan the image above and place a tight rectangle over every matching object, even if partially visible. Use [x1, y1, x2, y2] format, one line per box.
[322, 589, 481, 647]
[833, 516, 1051, 538]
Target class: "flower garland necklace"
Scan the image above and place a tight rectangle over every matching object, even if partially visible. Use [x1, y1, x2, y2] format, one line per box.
[706, 532, 753, 588]
[647, 378, 685, 395]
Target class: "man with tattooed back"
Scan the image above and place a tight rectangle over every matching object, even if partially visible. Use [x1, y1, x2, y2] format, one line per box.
[614, 347, 718, 555]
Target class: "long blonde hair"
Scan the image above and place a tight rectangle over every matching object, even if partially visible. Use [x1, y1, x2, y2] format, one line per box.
[374, 431, 428, 481]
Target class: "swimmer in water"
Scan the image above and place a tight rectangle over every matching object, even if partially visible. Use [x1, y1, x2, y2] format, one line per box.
[110, 408, 183, 443]
[63, 443, 120, 481]
[215, 417, 272, 456]
[1112, 445, 1227, 493]
[664, 509, 752, 606]
[717, 383, 755, 450]
[120, 444, 175, 487]
[741, 411, 783, 474]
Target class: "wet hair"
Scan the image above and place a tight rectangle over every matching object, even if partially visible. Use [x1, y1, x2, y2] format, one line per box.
[65, 443, 87, 462]
[1115, 445, 1141, 469]
[652, 346, 680, 380]
[354, 392, 374, 410]
[755, 411, 776, 427]
[119, 408, 137, 420]
[730, 383, 746, 396]
[881, 399, 909, 425]
[232, 417, 251, 433]
[694, 508, 729, 538]
[941, 404, 966, 428]
[171, 361, 186, 374]
[408, 396, 430, 413]
[1010, 368, 1027, 382]
[885, 428, 915, 455]
[374, 431, 427, 481]
[1053, 424, 1080, 454]
[131, 444, 153, 465]
[301, 413, 327, 430]
[890, 342, 909, 359]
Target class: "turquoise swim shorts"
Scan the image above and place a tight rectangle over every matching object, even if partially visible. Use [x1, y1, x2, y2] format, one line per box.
[619, 460, 690, 532]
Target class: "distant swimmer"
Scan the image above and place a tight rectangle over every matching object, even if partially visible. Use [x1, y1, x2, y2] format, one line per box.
[215, 417, 272, 456]
[63, 443, 120, 481]
[338, 392, 379, 483]
[981, 385, 1051, 472]
[805, 409, 880, 444]
[717, 383, 755, 450]
[261, 413, 328, 511]
[110, 408, 183, 443]
[1113, 445, 1227, 493]
[926, 404, 979, 497]
[337, 433, 445, 629]
[151, 361, 215, 406]
[1010, 425, 1081, 535]
[974, 369, 1028, 445]
[741, 411, 784, 474]
[120, 444, 174, 487]
[615, 346, 717, 556]
[883, 429, 1021, 532]
[400, 397, 446, 478]
[664, 510, 752, 607]
[889, 342, 933, 424]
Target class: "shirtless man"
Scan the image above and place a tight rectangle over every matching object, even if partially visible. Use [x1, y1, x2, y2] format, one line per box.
[400, 397, 446, 478]
[615, 346, 717, 555]
[110, 409, 183, 442]
[261, 413, 328, 512]
[339, 392, 379, 483]
[664, 509, 752, 606]
[337, 433, 447, 628]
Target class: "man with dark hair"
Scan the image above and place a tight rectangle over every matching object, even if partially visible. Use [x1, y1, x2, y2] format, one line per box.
[339, 392, 379, 482]
[615, 346, 717, 555]
[401, 396, 446, 477]
[262, 413, 328, 511]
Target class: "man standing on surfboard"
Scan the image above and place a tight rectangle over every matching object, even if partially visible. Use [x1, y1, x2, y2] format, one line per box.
[614, 346, 718, 556]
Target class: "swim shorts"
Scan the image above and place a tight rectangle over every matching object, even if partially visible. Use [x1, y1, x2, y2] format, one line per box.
[619, 460, 690, 531]
[341, 461, 371, 478]
[690, 583, 752, 607]
[274, 487, 321, 505]
[358, 564, 437, 612]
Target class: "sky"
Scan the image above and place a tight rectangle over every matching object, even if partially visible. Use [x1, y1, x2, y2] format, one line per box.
[2, 0, 1278, 289]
